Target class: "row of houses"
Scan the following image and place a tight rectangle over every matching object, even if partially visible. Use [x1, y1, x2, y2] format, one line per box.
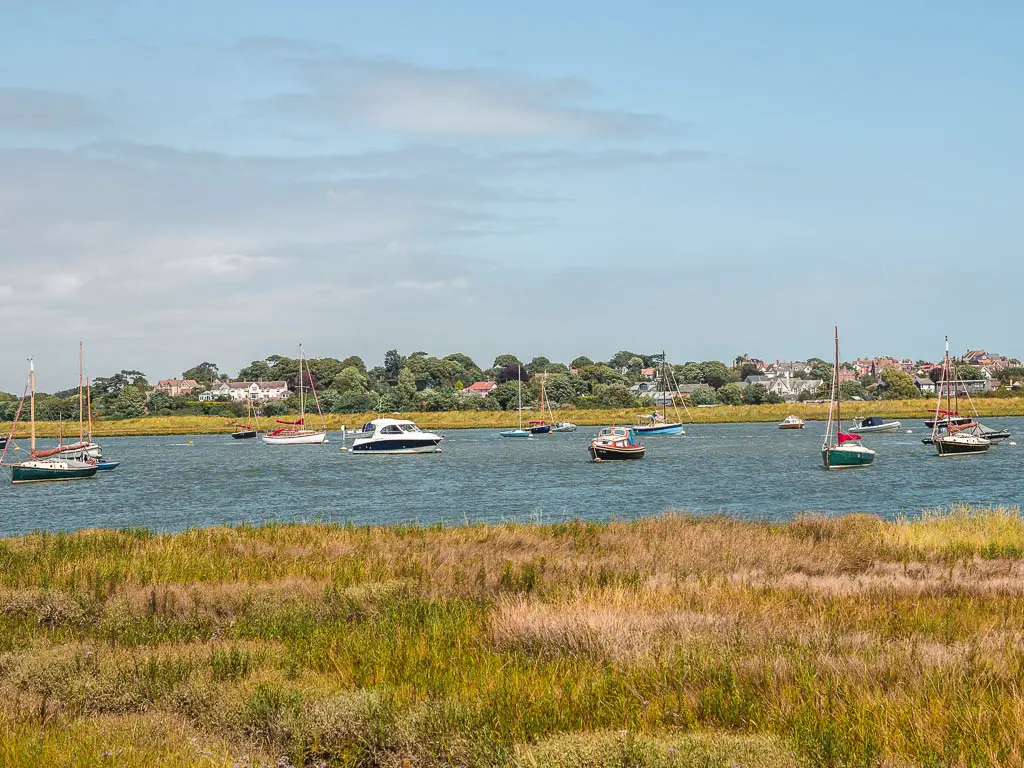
[152, 378, 291, 403]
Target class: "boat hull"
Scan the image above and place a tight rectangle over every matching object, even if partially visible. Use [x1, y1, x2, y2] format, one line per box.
[924, 417, 973, 429]
[849, 422, 901, 434]
[634, 423, 684, 436]
[95, 461, 120, 471]
[822, 446, 876, 469]
[351, 438, 442, 454]
[778, 423, 804, 430]
[261, 431, 327, 445]
[934, 436, 990, 456]
[529, 425, 551, 435]
[551, 423, 577, 433]
[54, 443, 102, 459]
[11, 460, 97, 484]
[0, 436, 7, 450]
[232, 430, 258, 440]
[589, 444, 645, 461]
[500, 430, 531, 438]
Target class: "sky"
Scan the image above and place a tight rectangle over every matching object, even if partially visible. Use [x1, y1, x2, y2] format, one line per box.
[1, 0, 1022, 391]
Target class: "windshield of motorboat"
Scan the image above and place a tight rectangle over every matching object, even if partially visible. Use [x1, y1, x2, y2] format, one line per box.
[380, 425, 402, 435]
[399, 423, 422, 433]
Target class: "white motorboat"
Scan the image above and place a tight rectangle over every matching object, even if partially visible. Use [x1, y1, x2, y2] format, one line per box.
[551, 422, 578, 432]
[53, 442, 103, 459]
[846, 416, 901, 434]
[778, 415, 805, 429]
[351, 418, 443, 453]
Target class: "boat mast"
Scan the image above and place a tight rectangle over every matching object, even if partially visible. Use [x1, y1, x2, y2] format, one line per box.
[78, 341, 84, 445]
[834, 327, 841, 436]
[517, 366, 523, 429]
[945, 337, 951, 421]
[29, 359, 36, 455]
[86, 376, 93, 443]
[298, 343, 305, 423]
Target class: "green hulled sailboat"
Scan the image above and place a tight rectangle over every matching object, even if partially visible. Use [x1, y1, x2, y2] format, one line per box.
[822, 327, 876, 470]
[7, 359, 97, 484]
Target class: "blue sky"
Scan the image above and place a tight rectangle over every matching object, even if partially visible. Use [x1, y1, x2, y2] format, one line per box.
[1, 0, 1022, 390]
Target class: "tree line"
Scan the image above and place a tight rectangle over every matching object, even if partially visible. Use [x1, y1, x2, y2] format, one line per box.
[2, 351, 1022, 422]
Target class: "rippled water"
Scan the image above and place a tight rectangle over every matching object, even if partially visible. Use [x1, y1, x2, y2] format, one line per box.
[1, 419, 1022, 536]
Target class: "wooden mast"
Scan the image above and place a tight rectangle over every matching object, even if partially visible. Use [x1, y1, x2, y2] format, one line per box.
[29, 359, 36, 455]
[834, 326, 841, 432]
[86, 376, 93, 443]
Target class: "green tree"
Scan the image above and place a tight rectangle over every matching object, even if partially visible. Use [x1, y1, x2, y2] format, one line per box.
[339, 356, 367, 373]
[808, 360, 833, 383]
[182, 362, 219, 384]
[528, 356, 551, 374]
[839, 380, 866, 400]
[598, 385, 638, 408]
[956, 364, 982, 381]
[997, 366, 1024, 385]
[880, 368, 921, 400]
[147, 390, 174, 412]
[383, 349, 405, 384]
[396, 367, 417, 407]
[699, 361, 733, 389]
[678, 363, 704, 383]
[492, 354, 522, 369]
[332, 366, 367, 394]
[570, 356, 593, 370]
[742, 383, 769, 405]
[717, 383, 745, 405]
[689, 385, 718, 406]
[238, 360, 272, 381]
[109, 387, 147, 419]
[491, 381, 534, 410]
[544, 374, 577, 406]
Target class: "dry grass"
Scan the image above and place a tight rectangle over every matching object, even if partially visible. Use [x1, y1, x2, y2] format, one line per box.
[2, 506, 1024, 765]
[4, 396, 1023, 437]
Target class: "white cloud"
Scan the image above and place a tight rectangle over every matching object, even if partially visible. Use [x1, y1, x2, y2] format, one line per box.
[253, 47, 672, 139]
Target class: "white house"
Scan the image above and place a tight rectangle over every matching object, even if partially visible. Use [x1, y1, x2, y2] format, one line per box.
[202, 380, 291, 403]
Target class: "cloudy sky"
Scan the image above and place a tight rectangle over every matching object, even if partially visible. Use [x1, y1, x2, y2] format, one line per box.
[1, 1, 1022, 391]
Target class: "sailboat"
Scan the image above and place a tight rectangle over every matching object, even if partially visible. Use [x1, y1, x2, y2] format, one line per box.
[634, 354, 684, 435]
[500, 367, 531, 437]
[232, 395, 259, 440]
[261, 344, 328, 445]
[54, 342, 103, 461]
[822, 327, 875, 469]
[528, 378, 552, 434]
[6, 359, 97, 484]
[931, 337, 989, 456]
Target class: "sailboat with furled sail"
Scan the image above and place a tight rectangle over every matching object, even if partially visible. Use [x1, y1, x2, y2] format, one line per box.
[261, 344, 328, 445]
[4, 359, 97, 483]
[822, 327, 875, 469]
[931, 337, 990, 456]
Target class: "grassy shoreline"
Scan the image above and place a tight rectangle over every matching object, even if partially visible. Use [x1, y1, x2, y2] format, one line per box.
[3, 505, 1024, 766]
[5, 397, 1024, 438]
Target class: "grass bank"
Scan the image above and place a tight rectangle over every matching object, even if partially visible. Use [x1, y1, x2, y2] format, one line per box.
[2, 506, 1024, 766]
[5, 397, 1024, 438]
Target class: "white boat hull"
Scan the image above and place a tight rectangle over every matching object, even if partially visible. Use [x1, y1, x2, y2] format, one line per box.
[848, 421, 901, 434]
[261, 431, 327, 445]
[55, 443, 103, 459]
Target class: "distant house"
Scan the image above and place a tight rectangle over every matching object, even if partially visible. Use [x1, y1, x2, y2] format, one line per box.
[915, 377, 937, 395]
[629, 381, 658, 395]
[204, 380, 291, 403]
[640, 367, 656, 380]
[761, 377, 823, 402]
[153, 379, 200, 397]
[460, 381, 497, 397]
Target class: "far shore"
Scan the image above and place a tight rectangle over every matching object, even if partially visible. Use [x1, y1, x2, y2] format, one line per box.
[4, 397, 1024, 438]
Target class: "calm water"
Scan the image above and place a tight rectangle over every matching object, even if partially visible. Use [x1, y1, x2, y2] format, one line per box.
[1, 420, 1022, 536]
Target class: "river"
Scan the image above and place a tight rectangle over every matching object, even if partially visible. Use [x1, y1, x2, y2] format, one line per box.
[1, 419, 1021, 536]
